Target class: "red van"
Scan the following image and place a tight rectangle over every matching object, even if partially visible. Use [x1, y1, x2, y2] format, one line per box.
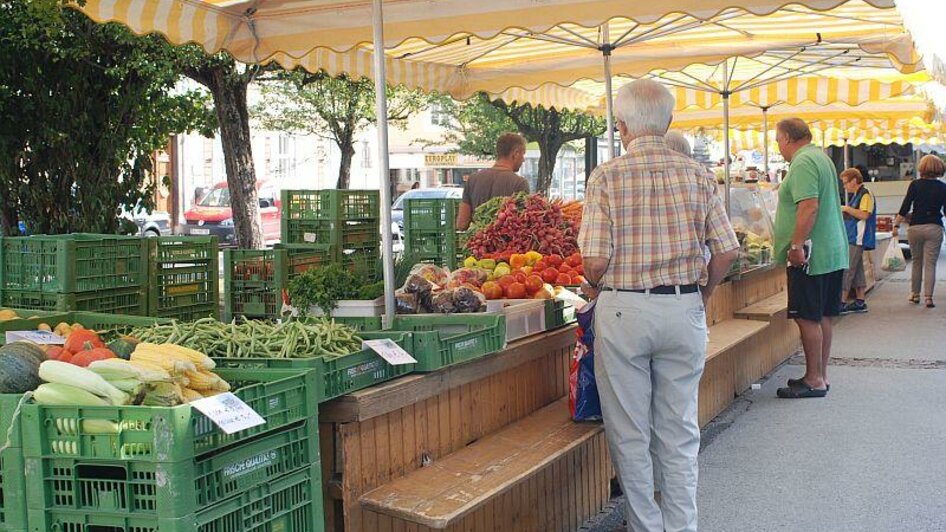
[182, 181, 281, 244]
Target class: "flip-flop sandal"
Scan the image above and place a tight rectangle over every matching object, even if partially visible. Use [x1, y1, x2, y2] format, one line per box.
[910, 294, 921, 304]
[777, 381, 827, 398]
[926, 299, 936, 308]
[787, 377, 830, 391]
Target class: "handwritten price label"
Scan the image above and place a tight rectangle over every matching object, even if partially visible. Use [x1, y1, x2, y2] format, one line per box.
[190, 393, 266, 435]
[363, 339, 418, 366]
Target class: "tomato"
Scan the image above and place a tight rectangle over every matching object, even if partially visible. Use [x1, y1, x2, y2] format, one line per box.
[555, 273, 572, 285]
[533, 260, 548, 272]
[558, 263, 573, 273]
[575, 264, 584, 275]
[546, 254, 564, 268]
[505, 282, 528, 299]
[566, 253, 583, 267]
[521, 266, 534, 275]
[573, 275, 586, 285]
[497, 274, 517, 288]
[514, 271, 528, 283]
[541, 268, 559, 284]
[525, 275, 544, 294]
[509, 254, 527, 269]
[481, 281, 504, 300]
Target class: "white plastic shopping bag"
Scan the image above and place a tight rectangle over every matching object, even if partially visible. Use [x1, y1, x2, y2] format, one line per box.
[881, 238, 906, 272]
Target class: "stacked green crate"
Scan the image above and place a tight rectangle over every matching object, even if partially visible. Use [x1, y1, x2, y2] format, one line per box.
[0, 234, 148, 314]
[148, 236, 220, 321]
[281, 190, 381, 281]
[383, 314, 506, 372]
[403, 198, 462, 269]
[223, 245, 334, 321]
[23, 367, 324, 532]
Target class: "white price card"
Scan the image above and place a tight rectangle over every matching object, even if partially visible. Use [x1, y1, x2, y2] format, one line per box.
[190, 393, 266, 435]
[5, 330, 64, 345]
[363, 339, 418, 366]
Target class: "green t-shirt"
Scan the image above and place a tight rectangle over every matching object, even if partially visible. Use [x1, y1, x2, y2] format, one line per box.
[773, 144, 849, 275]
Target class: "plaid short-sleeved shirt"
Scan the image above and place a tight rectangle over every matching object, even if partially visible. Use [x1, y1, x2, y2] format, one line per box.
[578, 136, 739, 289]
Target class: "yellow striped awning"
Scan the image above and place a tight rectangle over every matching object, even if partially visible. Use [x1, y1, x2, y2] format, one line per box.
[671, 99, 934, 130]
[72, 1, 921, 111]
[724, 123, 946, 150]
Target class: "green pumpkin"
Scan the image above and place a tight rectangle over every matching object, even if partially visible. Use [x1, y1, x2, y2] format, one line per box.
[0, 342, 44, 393]
[107, 338, 138, 360]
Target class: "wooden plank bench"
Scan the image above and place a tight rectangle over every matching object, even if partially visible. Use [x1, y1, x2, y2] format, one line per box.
[707, 318, 770, 360]
[700, 318, 771, 425]
[360, 398, 604, 530]
[733, 290, 788, 321]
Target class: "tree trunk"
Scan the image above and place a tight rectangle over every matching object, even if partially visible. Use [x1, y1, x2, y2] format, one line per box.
[337, 142, 355, 189]
[536, 140, 563, 195]
[203, 68, 264, 249]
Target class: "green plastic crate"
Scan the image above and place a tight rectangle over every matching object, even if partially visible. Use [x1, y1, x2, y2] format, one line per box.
[149, 237, 220, 321]
[333, 316, 383, 331]
[544, 299, 577, 330]
[21, 367, 317, 462]
[385, 314, 506, 372]
[0, 394, 27, 531]
[281, 189, 379, 221]
[339, 247, 381, 282]
[25, 419, 319, 519]
[0, 234, 148, 294]
[403, 198, 460, 233]
[213, 331, 414, 402]
[0, 286, 146, 315]
[281, 218, 380, 249]
[223, 247, 334, 321]
[26, 464, 324, 532]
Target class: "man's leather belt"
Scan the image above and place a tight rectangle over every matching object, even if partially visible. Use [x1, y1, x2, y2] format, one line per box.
[605, 284, 700, 295]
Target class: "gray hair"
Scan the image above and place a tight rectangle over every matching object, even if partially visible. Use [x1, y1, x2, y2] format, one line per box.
[776, 118, 813, 143]
[613, 79, 675, 136]
[665, 130, 691, 157]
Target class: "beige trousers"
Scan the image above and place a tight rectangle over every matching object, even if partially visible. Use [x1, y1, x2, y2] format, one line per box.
[907, 224, 944, 297]
[594, 290, 706, 532]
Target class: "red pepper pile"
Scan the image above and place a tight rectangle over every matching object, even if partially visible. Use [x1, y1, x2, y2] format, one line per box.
[465, 194, 579, 259]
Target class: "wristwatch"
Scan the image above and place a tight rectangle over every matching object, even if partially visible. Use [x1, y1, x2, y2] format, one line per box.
[790, 243, 802, 251]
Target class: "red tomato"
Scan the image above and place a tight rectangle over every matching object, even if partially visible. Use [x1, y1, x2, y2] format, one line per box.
[541, 268, 559, 284]
[573, 275, 586, 285]
[547, 254, 564, 268]
[575, 264, 584, 275]
[555, 273, 572, 285]
[514, 271, 528, 283]
[558, 264, 573, 273]
[566, 253, 583, 267]
[525, 275, 544, 294]
[505, 282, 528, 299]
[533, 260, 548, 272]
[481, 281, 504, 300]
[498, 275, 517, 288]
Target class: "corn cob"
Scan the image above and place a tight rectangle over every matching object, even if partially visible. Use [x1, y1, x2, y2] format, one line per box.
[183, 369, 221, 391]
[181, 388, 204, 402]
[160, 344, 216, 371]
[131, 346, 197, 374]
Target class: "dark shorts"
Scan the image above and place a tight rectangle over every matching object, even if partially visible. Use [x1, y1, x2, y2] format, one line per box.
[787, 267, 844, 321]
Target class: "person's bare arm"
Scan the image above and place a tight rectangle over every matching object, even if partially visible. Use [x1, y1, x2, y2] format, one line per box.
[702, 248, 739, 306]
[841, 205, 870, 221]
[788, 198, 819, 266]
[456, 201, 473, 231]
[581, 256, 610, 300]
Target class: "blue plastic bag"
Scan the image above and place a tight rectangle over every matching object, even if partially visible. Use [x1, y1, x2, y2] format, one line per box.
[569, 300, 601, 421]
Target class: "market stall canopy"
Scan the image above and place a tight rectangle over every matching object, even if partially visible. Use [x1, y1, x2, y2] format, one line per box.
[74, 1, 918, 109]
[896, 0, 946, 86]
[725, 121, 946, 150]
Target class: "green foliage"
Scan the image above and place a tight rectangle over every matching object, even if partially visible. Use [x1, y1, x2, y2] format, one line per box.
[253, 71, 434, 188]
[440, 93, 604, 194]
[0, 0, 215, 235]
[288, 263, 362, 316]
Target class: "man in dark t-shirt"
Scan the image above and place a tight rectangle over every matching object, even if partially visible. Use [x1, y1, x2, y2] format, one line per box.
[456, 133, 531, 230]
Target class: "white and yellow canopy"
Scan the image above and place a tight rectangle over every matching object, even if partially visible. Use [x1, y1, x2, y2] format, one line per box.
[726, 125, 946, 150]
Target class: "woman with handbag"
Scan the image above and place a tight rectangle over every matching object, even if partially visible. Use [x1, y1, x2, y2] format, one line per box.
[894, 155, 946, 308]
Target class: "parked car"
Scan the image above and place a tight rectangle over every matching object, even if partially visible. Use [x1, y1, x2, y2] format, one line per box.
[391, 187, 463, 232]
[121, 207, 172, 237]
[182, 181, 281, 244]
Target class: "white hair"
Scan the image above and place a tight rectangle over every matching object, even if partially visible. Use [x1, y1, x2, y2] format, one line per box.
[665, 130, 691, 157]
[613, 79, 675, 136]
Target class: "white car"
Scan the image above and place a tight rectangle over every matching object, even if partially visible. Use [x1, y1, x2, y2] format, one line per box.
[121, 207, 172, 237]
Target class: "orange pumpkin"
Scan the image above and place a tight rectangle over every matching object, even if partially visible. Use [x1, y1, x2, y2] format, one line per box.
[70, 347, 115, 367]
[63, 329, 104, 353]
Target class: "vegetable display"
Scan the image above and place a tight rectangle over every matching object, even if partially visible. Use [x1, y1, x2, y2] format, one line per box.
[464, 194, 579, 259]
[127, 317, 363, 359]
[287, 263, 381, 316]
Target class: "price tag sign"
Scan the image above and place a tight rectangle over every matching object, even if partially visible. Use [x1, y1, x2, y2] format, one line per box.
[363, 339, 418, 366]
[5, 330, 64, 345]
[303, 232, 317, 243]
[190, 393, 266, 435]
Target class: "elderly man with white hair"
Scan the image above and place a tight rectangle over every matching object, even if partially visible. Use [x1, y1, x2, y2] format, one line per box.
[664, 130, 692, 157]
[579, 79, 739, 532]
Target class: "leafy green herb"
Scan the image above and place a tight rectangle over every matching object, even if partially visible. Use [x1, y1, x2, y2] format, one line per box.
[288, 264, 360, 316]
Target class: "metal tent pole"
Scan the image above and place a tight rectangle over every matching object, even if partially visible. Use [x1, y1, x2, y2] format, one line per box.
[602, 23, 617, 160]
[722, 59, 732, 214]
[762, 106, 770, 178]
[372, 0, 396, 327]
[843, 138, 850, 168]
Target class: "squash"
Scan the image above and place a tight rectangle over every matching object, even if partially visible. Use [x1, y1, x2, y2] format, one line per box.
[37, 323, 52, 332]
[53, 322, 72, 337]
[0, 342, 44, 393]
[2, 341, 47, 365]
[63, 330, 104, 354]
[107, 338, 138, 360]
[0, 309, 18, 321]
[71, 347, 116, 368]
[46, 346, 69, 362]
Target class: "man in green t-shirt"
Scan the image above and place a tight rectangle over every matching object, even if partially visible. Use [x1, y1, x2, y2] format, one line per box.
[772, 118, 849, 399]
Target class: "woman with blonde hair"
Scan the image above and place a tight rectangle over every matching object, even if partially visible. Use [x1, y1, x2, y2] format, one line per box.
[894, 154, 946, 307]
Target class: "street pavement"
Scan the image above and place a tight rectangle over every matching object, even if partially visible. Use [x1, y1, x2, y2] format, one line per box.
[581, 248, 946, 532]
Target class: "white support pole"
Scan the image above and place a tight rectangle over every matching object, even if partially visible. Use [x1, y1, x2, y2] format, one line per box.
[722, 59, 731, 214]
[762, 107, 770, 178]
[372, 0, 396, 327]
[843, 138, 850, 168]
[602, 23, 617, 161]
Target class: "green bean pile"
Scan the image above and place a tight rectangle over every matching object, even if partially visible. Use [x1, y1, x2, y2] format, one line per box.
[128, 317, 363, 359]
